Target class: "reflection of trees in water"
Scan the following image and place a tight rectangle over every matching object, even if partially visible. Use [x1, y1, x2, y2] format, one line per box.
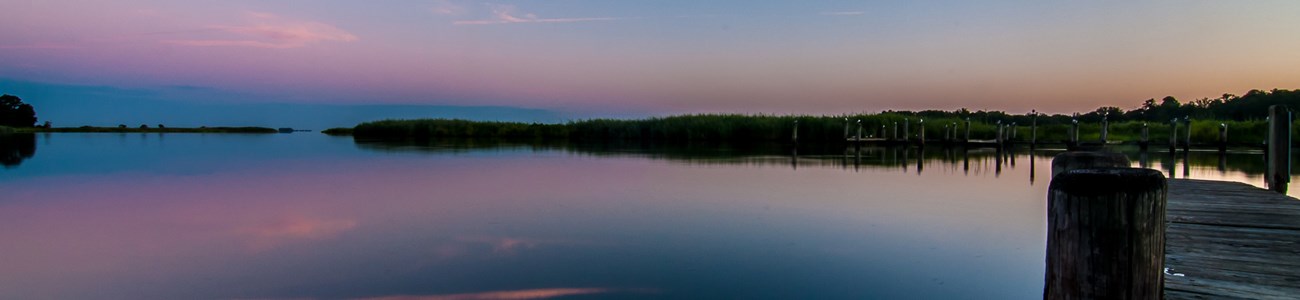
[354, 138, 1294, 177]
[1, 134, 36, 168]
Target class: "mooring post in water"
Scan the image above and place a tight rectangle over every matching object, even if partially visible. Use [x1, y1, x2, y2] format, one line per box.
[1100, 115, 1109, 143]
[1010, 122, 1017, 144]
[856, 120, 863, 144]
[961, 117, 972, 144]
[1045, 168, 1167, 300]
[1267, 105, 1291, 193]
[996, 121, 1004, 146]
[903, 118, 910, 143]
[943, 124, 950, 143]
[1069, 119, 1079, 148]
[1169, 118, 1178, 153]
[889, 121, 899, 140]
[951, 122, 957, 143]
[1031, 110, 1038, 147]
[918, 119, 925, 146]
[1184, 116, 1192, 152]
[1219, 123, 1228, 152]
[1140, 122, 1150, 151]
[843, 118, 850, 140]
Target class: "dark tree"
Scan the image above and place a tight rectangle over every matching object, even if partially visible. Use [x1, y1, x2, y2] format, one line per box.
[0, 94, 37, 127]
[0, 134, 36, 168]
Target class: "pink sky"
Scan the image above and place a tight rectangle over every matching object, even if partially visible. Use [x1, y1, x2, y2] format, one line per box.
[2, 1, 1299, 117]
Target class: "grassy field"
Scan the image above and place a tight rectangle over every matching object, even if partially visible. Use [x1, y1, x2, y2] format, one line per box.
[12, 126, 279, 134]
[337, 114, 1298, 146]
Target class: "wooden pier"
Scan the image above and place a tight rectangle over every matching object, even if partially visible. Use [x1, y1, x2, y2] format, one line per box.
[1165, 179, 1300, 299]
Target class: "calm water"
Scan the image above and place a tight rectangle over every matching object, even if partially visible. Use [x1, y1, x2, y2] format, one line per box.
[0, 133, 1295, 299]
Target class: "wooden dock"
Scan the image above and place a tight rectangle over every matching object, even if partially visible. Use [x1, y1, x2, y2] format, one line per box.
[1165, 179, 1300, 299]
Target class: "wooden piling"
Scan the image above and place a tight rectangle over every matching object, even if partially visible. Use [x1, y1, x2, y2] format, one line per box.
[1031, 111, 1038, 148]
[1184, 117, 1192, 152]
[1140, 123, 1149, 151]
[918, 119, 925, 146]
[1101, 117, 1109, 143]
[843, 118, 850, 139]
[1045, 168, 1167, 300]
[1267, 105, 1291, 192]
[1070, 119, 1079, 148]
[965, 118, 971, 144]
[893, 122, 899, 141]
[1218, 123, 1227, 152]
[1050, 151, 1131, 178]
[903, 118, 910, 143]
[856, 120, 863, 142]
[1169, 119, 1178, 153]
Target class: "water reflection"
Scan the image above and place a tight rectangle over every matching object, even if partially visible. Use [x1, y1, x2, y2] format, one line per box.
[355, 139, 1299, 194]
[1, 134, 1298, 299]
[0, 134, 36, 168]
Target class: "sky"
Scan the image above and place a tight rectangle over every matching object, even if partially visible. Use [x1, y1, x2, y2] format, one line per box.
[2, 0, 1300, 127]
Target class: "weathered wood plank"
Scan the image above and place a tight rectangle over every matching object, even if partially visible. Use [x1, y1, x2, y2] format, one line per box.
[1164, 179, 1300, 300]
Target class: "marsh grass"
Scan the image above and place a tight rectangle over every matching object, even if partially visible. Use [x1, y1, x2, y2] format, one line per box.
[346, 115, 1297, 146]
[18, 126, 278, 134]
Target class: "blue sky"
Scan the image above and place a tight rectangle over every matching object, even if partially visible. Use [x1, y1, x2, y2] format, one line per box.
[3, 0, 1299, 127]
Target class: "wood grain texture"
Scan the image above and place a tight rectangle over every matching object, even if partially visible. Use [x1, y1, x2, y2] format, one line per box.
[1165, 179, 1300, 299]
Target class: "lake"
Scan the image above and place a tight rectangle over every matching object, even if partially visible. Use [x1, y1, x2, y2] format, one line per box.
[1, 133, 1294, 299]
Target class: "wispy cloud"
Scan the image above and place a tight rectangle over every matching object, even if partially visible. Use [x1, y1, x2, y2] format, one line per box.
[163, 12, 358, 49]
[454, 4, 627, 25]
[359, 287, 657, 300]
[432, 0, 466, 15]
[820, 11, 866, 16]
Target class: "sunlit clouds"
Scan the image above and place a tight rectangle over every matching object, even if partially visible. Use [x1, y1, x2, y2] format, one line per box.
[358, 287, 638, 300]
[162, 12, 357, 49]
[238, 215, 358, 252]
[2, 1, 1299, 117]
[453, 4, 627, 25]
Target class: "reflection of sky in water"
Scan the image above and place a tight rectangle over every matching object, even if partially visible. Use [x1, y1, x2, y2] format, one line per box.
[0, 134, 1294, 299]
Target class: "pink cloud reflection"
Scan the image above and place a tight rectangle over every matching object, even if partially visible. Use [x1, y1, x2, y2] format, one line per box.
[359, 287, 645, 300]
[238, 215, 358, 252]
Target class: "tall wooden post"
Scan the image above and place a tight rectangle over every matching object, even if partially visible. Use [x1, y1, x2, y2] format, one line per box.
[951, 122, 957, 142]
[944, 125, 950, 143]
[856, 120, 863, 142]
[903, 118, 910, 143]
[1267, 106, 1291, 193]
[843, 118, 850, 140]
[1046, 168, 1167, 300]
[1184, 117, 1192, 152]
[1140, 123, 1150, 151]
[1031, 110, 1038, 148]
[996, 121, 1004, 146]
[1218, 123, 1228, 152]
[1169, 119, 1178, 153]
[1100, 116, 1109, 143]
[965, 118, 971, 144]
[1011, 122, 1018, 141]
[918, 119, 925, 146]
[1070, 119, 1079, 147]
[889, 121, 899, 140]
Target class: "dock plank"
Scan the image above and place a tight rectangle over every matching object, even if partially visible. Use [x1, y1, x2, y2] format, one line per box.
[1165, 179, 1300, 299]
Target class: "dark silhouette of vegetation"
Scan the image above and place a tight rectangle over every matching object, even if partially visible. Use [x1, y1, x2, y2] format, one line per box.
[14, 126, 278, 134]
[322, 127, 353, 135]
[0, 94, 37, 127]
[342, 89, 1298, 146]
[0, 133, 36, 168]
